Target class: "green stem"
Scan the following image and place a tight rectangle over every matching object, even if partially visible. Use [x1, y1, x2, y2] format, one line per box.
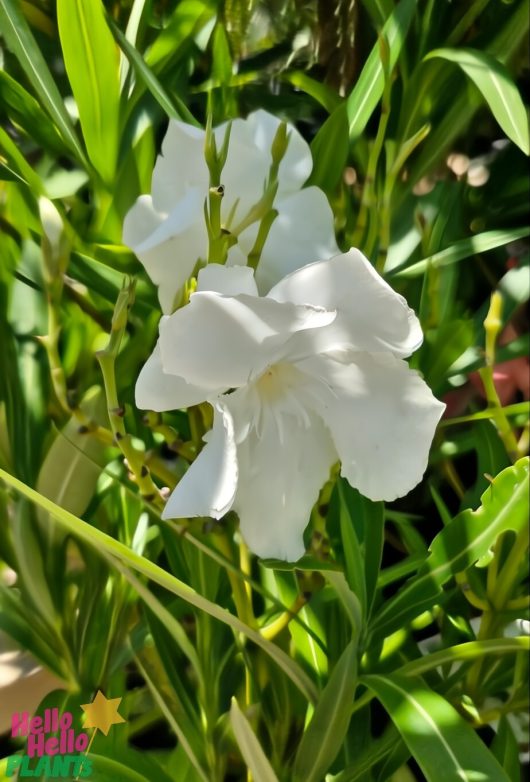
[96, 282, 164, 508]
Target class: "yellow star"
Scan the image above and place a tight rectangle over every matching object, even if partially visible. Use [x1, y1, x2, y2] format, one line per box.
[80, 690, 126, 736]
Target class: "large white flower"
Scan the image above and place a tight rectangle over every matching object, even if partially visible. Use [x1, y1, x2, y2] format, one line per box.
[136, 249, 445, 561]
[123, 110, 339, 313]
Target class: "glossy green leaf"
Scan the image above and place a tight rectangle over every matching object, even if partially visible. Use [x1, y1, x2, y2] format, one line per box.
[363, 674, 510, 782]
[230, 699, 279, 782]
[308, 102, 350, 192]
[293, 641, 358, 782]
[370, 458, 530, 639]
[0, 0, 86, 166]
[337, 481, 385, 619]
[391, 227, 530, 278]
[396, 637, 529, 679]
[0, 126, 44, 194]
[283, 71, 341, 113]
[347, 0, 416, 138]
[0, 70, 64, 154]
[409, 2, 529, 183]
[425, 48, 529, 155]
[491, 716, 522, 782]
[108, 17, 198, 125]
[0, 467, 318, 704]
[57, 0, 120, 182]
[145, 0, 215, 72]
[420, 319, 475, 391]
[309, 0, 416, 191]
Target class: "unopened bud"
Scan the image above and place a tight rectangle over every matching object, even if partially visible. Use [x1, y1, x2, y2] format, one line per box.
[271, 122, 289, 168]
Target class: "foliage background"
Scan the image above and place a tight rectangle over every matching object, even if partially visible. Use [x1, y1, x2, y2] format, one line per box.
[0, 1, 529, 780]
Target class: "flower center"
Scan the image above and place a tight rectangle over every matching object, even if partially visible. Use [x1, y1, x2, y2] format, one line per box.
[250, 363, 312, 442]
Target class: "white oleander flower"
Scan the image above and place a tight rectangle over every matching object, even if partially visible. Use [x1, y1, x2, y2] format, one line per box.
[136, 249, 445, 561]
[123, 110, 339, 313]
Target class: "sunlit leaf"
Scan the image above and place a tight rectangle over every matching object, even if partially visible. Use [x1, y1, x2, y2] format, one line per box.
[370, 458, 530, 639]
[425, 48, 529, 155]
[363, 674, 510, 782]
[0, 0, 87, 166]
[57, 0, 120, 183]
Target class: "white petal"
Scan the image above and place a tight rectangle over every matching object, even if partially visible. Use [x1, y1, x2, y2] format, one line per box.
[135, 342, 217, 411]
[151, 120, 207, 212]
[251, 187, 339, 292]
[196, 264, 258, 296]
[162, 403, 237, 519]
[226, 391, 336, 560]
[123, 194, 164, 250]
[124, 190, 206, 314]
[132, 188, 204, 254]
[299, 353, 446, 502]
[215, 110, 313, 225]
[214, 117, 270, 221]
[158, 292, 336, 391]
[242, 109, 312, 192]
[268, 249, 423, 358]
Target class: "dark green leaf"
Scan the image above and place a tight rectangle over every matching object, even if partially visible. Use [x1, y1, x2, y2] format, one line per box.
[293, 641, 358, 782]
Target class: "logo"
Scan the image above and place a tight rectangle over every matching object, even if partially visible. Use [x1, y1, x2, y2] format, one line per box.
[6, 691, 126, 778]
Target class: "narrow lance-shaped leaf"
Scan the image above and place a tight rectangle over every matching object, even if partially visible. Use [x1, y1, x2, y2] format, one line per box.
[391, 227, 530, 279]
[370, 458, 529, 639]
[425, 48, 530, 155]
[0, 467, 318, 704]
[230, 699, 279, 782]
[108, 16, 198, 125]
[0, 0, 87, 166]
[57, 0, 121, 183]
[309, 0, 417, 190]
[293, 641, 358, 782]
[363, 674, 510, 782]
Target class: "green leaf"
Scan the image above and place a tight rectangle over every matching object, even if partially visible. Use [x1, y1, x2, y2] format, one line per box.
[230, 699, 279, 782]
[309, 0, 416, 191]
[293, 641, 358, 782]
[391, 227, 530, 278]
[283, 71, 341, 113]
[396, 637, 529, 678]
[81, 754, 153, 782]
[0, 0, 86, 166]
[0, 70, 64, 154]
[36, 402, 104, 523]
[425, 48, 529, 155]
[0, 126, 44, 194]
[491, 716, 522, 782]
[346, 0, 416, 139]
[336, 481, 385, 620]
[370, 458, 530, 639]
[363, 674, 510, 782]
[0, 467, 318, 704]
[360, 0, 395, 28]
[308, 102, 349, 192]
[57, 0, 120, 183]
[135, 653, 209, 782]
[145, 0, 215, 72]
[108, 17, 198, 125]
[408, 2, 530, 183]
[420, 319, 475, 391]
